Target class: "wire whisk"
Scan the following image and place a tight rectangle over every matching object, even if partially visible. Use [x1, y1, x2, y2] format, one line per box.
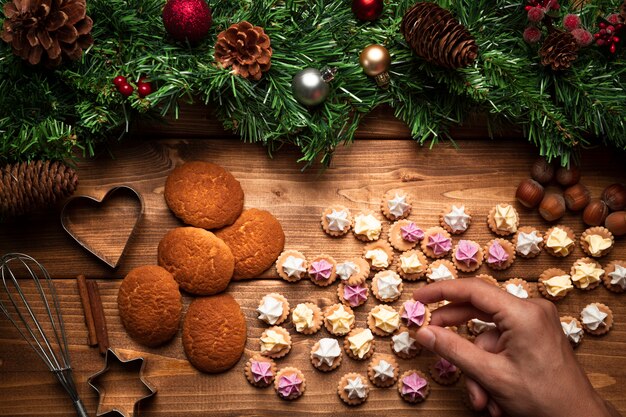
[0, 253, 88, 417]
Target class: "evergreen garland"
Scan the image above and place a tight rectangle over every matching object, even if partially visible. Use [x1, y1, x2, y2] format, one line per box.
[1, 0, 625, 167]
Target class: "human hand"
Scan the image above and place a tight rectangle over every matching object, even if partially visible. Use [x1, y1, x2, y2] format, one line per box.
[412, 278, 620, 417]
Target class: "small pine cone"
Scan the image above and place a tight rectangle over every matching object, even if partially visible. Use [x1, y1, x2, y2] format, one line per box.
[401, 2, 478, 69]
[539, 31, 579, 71]
[214, 21, 272, 80]
[0, 161, 79, 218]
[0, 0, 94, 67]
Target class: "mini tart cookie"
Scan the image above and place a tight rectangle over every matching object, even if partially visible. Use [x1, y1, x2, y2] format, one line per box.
[580, 302, 613, 336]
[580, 226, 614, 258]
[429, 357, 461, 385]
[487, 203, 519, 236]
[538, 268, 573, 301]
[440, 204, 472, 234]
[514, 226, 544, 259]
[257, 293, 290, 325]
[353, 210, 383, 242]
[475, 274, 499, 286]
[244, 354, 277, 387]
[381, 189, 412, 221]
[389, 220, 423, 252]
[397, 249, 429, 280]
[501, 278, 531, 299]
[367, 305, 401, 336]
[321, 205, 353, 237]
[344, 328, 375, 360]
[276, 250, 307, 282]
[467, 319, 497, 336]
[308, 254, 337, 286]
[570, 257, 604, 290]
[367, 354, 399, 388]
[399, 300, 431, 329]
[544, 225, 576, 257]
[291, 302, 323, 335]
[324, 304, 356, 336]
[363, 240, 394, 271]
[310, 338, 343, 372]
[337, 282, 369, 308]
[338, 372, 370, 405]
[371, 270, 403, 302]
[391, 327, 421, 359]
[484, 238, 516, 270]
[452, 240, 484, 273]
[421, 227, 452, 258]
[275, 367, 306, 400]
[560, 316, 584, 348]
[259, 326, 292, 359]
[426, 260, 458, 283]
[398, 370, 430, 403]
[603, 260, 626, 293]
[336, 257, 370, 286]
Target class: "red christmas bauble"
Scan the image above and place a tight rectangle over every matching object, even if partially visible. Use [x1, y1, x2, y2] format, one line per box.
[352, 0, 384, 21]
[162, 0, 212, 43]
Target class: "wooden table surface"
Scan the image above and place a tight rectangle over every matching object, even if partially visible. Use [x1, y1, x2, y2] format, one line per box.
[1, 107, 626, 417]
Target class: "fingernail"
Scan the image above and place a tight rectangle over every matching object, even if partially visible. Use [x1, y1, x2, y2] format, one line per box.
[415, 326, 435, 350]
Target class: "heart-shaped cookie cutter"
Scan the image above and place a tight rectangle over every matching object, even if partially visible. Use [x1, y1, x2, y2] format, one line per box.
[61, 185, 144, 268]
[88, 348, 157, 417]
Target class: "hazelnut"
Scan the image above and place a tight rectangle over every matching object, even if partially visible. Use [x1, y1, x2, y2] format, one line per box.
[555, 165, 581, 187]
[601, 183, 626, 211]
[605, 211, 626, 236]
[515, 178, 545, 208]
[582, 198, 609, 226]
[531, 157, 555, 184]
[538, 193, 566, 222]
[563, 183, 590, 211]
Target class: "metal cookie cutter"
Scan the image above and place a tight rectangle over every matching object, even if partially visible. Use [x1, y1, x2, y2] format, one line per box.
[88, 349, 157, 417]
[61, 185, 144, 268]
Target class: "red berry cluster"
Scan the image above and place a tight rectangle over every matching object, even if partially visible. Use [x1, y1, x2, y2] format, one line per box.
[594, 14, 624, 54]
[113, 76, 154, 98]
[522, 0, 592, 48]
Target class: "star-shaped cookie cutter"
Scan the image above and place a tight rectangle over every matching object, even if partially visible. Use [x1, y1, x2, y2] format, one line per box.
[88, 349, 157, 417]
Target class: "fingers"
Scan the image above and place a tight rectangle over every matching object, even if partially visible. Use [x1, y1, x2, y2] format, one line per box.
[413, 278, 515, 316]
[414, 325, 500, 379]
[466, 377, 489, 411]
[487, 399, 504, 417]
[474, 329, 501, 353]
[430, 302, 493, 327]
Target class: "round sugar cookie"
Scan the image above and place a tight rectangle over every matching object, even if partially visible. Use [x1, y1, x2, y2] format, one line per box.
[117, 265, 182, 347]
[164, 161, 244, 229]
[216, 208, 285, 279]
[182, 294, 247, 373]
[158, 227, 234, 295]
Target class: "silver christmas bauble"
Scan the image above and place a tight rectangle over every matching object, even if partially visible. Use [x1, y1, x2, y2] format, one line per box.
[291, 68, 329, 106]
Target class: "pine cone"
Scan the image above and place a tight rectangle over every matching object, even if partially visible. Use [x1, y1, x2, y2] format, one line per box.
[1, 0, 94, 67]
[0, 161, 78, 218]
[401, 2, 478, 69]
[539, 31, 579, 71]
[214, 21, 272, 80]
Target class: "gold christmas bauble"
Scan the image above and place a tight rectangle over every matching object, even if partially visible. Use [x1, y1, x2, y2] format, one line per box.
[359, 44, 391, 77]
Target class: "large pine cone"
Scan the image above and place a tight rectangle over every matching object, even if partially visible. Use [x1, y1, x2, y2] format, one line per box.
[0, 160, 78, 218]
[401, 2, 478, 69]
[214, 21, 272, 81]
[539, 31, 579, 71]
[1, 0, 93, 67]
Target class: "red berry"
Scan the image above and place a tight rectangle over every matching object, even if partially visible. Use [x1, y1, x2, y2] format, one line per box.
[599, 22, 607, 29]
[118, 83, 134, 97]
[563, 14, 581, 32]
[572, 28, 593, 47]
[527, 6, 545, 23]
[137, 83, 152, 98]
[610, 43, 617, 53]
[113, 76, 127, 87]
[613, 36, 620, 43]
[523, 26, 542, 44]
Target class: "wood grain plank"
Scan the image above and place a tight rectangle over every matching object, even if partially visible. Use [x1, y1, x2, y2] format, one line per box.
[1, 279, 625, 417]
[0, 139, 624, 280]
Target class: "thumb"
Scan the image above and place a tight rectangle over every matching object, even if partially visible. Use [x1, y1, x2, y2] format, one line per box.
[414, 325, 499, 380]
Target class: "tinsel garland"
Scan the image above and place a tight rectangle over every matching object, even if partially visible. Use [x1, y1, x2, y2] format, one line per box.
[1, 0, 625, 168]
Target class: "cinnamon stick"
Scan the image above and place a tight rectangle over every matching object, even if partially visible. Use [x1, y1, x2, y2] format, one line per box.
[86, 280, 110, 355]
[76, 275, 98, 346]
